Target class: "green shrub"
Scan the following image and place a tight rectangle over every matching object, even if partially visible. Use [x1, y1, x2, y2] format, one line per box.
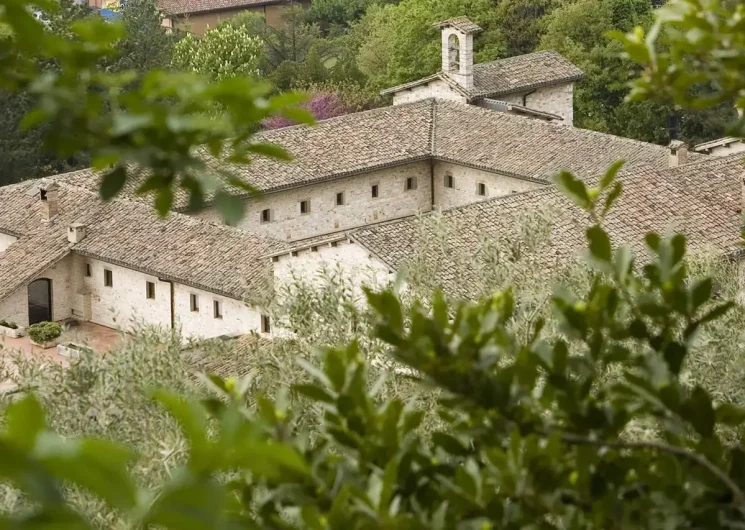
[0, 319, 18, 329]
[26, 321, 63, 343]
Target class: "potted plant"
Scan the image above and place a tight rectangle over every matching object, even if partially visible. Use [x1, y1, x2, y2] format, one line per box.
[27, 321, 63, 349]
[0, 319, 24, 338]
[57, 342, 93, 359]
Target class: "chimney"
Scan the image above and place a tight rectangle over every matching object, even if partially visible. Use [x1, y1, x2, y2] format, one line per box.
[668, 140, 689, 168]
[39, 180, 60, 221]
[435, 16, 482, 90]
[67, 223, 86, 244]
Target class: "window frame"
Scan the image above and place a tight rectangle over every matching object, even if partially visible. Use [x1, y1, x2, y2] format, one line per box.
[85, 263, 91, 277]
[260, 208, 272, 224]
[371, 183, 379, 199]
[477, 182, 487, 197]
[146, 281, 155, 300]
[300, 199, 311, 215]
[104, 269, 113, 288]
[405, 177, 417, 191]
[336, 191, 345, 206]
[213, 299, 223, 319]
[261, 315, 271, 334]
[190, 293, 199, 312]
[444, 173, 454, 189]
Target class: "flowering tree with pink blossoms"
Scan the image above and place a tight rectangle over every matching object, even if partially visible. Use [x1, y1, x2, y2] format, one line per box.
[263, 92, 348, 129]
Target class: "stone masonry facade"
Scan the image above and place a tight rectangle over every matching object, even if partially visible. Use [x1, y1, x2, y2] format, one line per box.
[499, 83, 574, 125]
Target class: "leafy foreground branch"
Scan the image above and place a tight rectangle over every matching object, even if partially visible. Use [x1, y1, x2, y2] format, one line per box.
[0, 0, 313, 222]
[1, 168, 745, 529]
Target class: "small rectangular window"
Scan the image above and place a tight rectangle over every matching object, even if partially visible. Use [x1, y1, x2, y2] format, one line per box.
[291, 250, 299, 257]
[261, 315, 271, 334]
[260, 208, 271, 223]
[104, 269, 113, 287]
[477, 183, 487, 196]
[213, 300, 222, 319]
[190, 293, 199, 312]
[336, 192, 345, 206]
[300, 200, 310, 215]
[146, 281, 155, 299]
[272, 255, 279, 263]
[405, 177, 417, 191]
[371, 184, 379, 198]
[85, 263, 91, 277]
[444, 174, 454, 188]
[311, 246, 318, 252]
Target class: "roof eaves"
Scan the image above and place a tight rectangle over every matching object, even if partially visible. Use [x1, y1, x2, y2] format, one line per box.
[380, 74, 444, 96]
[72, 250, 247, 301]
[477, 74, 585, 98]
[163, 0, 284, 15]
[693, 137, 744, 152]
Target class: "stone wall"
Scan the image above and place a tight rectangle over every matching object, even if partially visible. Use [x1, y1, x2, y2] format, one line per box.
[77, 255, 264, 339]
[392, 79, 467, 106]
[501, 83, 574, 125]
[0, 254, 74, 327]
[707, 142, 745, 157]
[194, 161, 434, 241]
[0, 232, 17, 253]
[432, 161, 545, 210]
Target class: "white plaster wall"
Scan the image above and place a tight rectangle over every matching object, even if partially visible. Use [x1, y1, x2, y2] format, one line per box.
[81, 257, 172, 332]
[194, 162, 433, 241]
[501, 83, 574, 125]
[77, 256, 264, 339]
[0, 254, 74, 327]
[392, 79, 467, 106]
[274, 240, 391, 295]
[0, 232, 17, 253]
[173, 283, 265, 339]
[432, 161, 545, 210]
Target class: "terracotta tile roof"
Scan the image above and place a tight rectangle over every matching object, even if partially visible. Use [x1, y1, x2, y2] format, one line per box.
[158, 0, 286, 16]
[0, 179, 285, 303]
[434, 16, 482, 34]
[382, 51, 585, 100]
[432, 100, 699, 181]
[470, 51, 585, 98]
[57, 99, 697, 210]
[351, 154, 744, 300]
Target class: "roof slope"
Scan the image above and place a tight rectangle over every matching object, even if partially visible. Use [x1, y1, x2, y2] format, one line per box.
[0, 180, 285, 302]
[382, 51, 585, 100]
[351, 154, 744, 300]
[471, 51, 584, 98]
[158, 0, 285, 16]
[433, 100, 687, 180]
[57, 99, 694, 210]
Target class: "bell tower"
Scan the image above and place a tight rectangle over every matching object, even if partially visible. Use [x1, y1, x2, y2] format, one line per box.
[435, 16, 482, 90]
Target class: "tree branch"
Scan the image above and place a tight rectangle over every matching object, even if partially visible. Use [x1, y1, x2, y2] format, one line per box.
[560, 432, 745, 514]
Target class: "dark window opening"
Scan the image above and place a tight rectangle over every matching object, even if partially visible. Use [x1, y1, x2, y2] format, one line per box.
[213, 300, 222, 319]
[85, 264, 91, 277]
[300, 200, 310, 214]
[190, 294, 199, 312]
[104, 269, 113, 287]
[405, 177, 417, 191]
[445, 174, 454, 188]
[261, 209, 271, 223]
[261, 315, 271, 333]
[477, 183, 487, 196]
[146, 281, 155, 299]
[371, 184, 379, 198]
[336, 192, 345, 206]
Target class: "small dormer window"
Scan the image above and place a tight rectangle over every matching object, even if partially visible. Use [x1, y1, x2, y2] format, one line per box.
[40, 189, 47, 201]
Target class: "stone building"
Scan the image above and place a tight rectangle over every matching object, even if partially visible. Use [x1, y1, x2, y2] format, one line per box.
[3, 18, 742, 340]
[0, 179, 281, 338]
[156, 0, 307, 35]
[381, 17, 585, 125]
[693, 137, 745, 157]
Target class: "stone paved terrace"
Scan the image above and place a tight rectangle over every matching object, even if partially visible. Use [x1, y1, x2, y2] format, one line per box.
[0, 321, 129, 392]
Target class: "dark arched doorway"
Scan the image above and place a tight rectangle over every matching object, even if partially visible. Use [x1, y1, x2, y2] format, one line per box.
[28, 278, 52, 324]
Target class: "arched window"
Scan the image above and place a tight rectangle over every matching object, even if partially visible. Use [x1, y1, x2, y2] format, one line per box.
[448, 33, 460, 72]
